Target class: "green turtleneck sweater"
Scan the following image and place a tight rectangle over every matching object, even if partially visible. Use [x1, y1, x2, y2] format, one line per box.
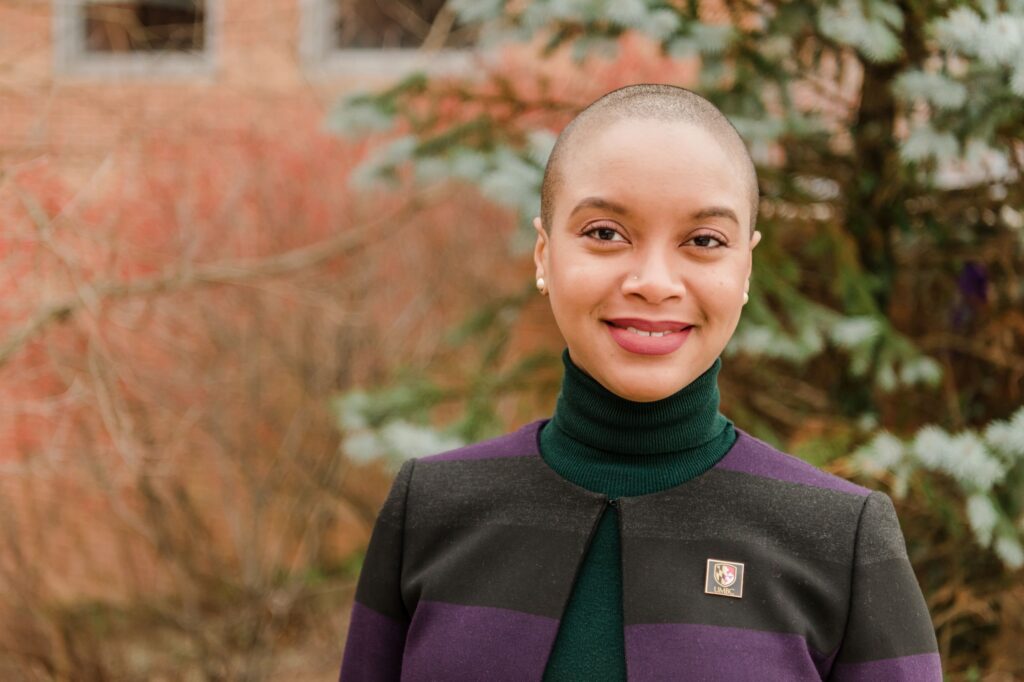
[540, 350, 736, 681]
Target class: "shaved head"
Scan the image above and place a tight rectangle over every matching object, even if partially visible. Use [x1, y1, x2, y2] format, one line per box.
[540, 84, 759, 234]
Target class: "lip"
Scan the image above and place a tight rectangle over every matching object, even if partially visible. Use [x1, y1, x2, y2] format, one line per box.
[604, 319, 693, 356]
[605, 318, 692, 333]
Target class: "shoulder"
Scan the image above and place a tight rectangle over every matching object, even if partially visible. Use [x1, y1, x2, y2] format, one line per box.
[417, 419, 546, 463]
[399, 419, 595, 528]
[716, 428, 871, 498]
[402, 419, 551, 503]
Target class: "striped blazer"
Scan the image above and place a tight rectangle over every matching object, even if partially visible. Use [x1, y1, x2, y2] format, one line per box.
[341, 420, 941, 681]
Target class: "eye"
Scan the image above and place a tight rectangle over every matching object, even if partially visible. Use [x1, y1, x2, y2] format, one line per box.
[686, 233, 726, 249]
[583, 224, 627, 243]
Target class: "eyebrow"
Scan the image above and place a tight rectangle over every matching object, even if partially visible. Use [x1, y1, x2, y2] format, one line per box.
[692, 206, 740, 226]
[568, 196, 740, 227]
[568, 196, 632, 220]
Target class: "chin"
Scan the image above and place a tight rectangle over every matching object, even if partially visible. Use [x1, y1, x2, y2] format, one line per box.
[605, 376, 686, 403]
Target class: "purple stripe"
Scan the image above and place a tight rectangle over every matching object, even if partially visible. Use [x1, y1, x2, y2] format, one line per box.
[422, 420, 545, 462]
[830, 653, 942, 681]
[339, 601, 407, 682]
[717, 429, 870, 496]
[624, 623, 823, 680]
[402, 600, 558, 681]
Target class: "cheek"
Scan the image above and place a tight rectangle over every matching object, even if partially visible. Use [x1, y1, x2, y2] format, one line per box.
[549, 287, 590, 328]
[711, 258, 750, 290]
[714, 276, 743, 294]
[550, 248, 606, 283]
[696, 266, 747, 313]
[548, 248, 618, 303]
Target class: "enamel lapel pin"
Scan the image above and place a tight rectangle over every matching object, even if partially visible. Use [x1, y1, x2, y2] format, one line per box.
[705, 558, 744, 598]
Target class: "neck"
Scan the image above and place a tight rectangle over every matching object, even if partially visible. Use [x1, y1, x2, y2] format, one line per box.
[540, 349, 735, 497]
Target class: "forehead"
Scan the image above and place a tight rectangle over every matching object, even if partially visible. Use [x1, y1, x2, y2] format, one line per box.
[556, 118, 748, 223]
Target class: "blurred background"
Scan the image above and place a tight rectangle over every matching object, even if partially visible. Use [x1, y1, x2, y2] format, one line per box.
[1, 0, 1022, 679]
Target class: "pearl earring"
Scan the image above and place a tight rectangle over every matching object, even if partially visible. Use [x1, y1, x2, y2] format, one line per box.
[743, 292, 749, 304]
[536, 277, 546, 294]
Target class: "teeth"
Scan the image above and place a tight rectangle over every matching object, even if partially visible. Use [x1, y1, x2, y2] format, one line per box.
[625, 326, 672, 337]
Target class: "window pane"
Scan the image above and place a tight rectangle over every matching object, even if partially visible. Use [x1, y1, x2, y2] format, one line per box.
[333, 0, 476, 50]
[84, 0, 205, 53]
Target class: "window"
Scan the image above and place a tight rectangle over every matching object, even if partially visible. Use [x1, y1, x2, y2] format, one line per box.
[333, 0, 474, 50]
[54, 0, 217, 76]
[301, 0, 477, 76]
[83, 0, 205, 53]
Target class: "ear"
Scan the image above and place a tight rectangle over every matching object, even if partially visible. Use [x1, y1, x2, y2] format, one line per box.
[749, 229, 762, 251]
[533, 216, 549, 281]
[746, 229, 762, 279]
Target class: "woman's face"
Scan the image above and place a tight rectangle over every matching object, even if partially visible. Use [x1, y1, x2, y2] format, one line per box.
[534, 118, 761, 402]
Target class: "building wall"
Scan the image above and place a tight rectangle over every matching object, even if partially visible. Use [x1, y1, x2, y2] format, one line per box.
[0, 0, 442, 181]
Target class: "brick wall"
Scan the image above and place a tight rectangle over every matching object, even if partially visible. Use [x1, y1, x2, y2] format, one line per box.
[0, 0, 435, 181]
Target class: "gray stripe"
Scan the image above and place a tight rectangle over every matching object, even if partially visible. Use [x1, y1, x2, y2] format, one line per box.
[620, 469, 864, 562]
[854, 491, 911, 564]
[835, 557, 939, 662]
[621, 535, 849, 656]
[405, 457, 606, 619]
[354, 459, 415, 621]
[833, 492, 938, 662]
[409, 456, 604, 533]
[403, 522, 602, 619]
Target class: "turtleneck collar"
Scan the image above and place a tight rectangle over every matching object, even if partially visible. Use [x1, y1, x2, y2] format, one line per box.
[540, 349, 735, 498]
[552, 349, 728, 455]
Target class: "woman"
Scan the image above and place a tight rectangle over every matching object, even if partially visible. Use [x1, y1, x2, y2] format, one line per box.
[340, 84, 941, 681]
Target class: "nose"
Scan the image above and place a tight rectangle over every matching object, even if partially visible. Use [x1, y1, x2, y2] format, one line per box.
[620, 248, 686, 303]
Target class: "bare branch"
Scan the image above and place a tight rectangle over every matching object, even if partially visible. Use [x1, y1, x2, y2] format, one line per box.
[421, 1, 455, 52]
[0, 189, 438, 368]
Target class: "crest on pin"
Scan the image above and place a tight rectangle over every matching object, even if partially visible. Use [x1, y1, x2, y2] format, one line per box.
[705, 559, 744, 598]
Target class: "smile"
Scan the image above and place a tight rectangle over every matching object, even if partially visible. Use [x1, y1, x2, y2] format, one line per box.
[623, 326, 677, 338]
[604, 319, 694, 356]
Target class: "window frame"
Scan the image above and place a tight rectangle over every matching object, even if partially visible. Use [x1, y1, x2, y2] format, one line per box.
[298, 0, 473, 78]
[53, 0, 220, 77]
